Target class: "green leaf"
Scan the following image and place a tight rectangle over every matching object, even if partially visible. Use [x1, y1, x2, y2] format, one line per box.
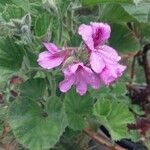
[11, 0, 30, 11]
[88, 86, 110, 100]
[127, 130, 141, 142]
[58, 0, 70, 15]
[0, 69, 14, 83]
[0, 0, 12, 5]
[109, 23, 140, 52]
[131, 104, 145, 116]
[93, 99, 135, 140]
[2, 4, 26, 21]
[89, 81, 126, 101]
[122, 3, 150, 23]
[54, 128, 82, 150]
[8, 97, 67, 150]
[139, 23, 150, 43]
[26, 50, 38, 68]
[109, 81, 127, 99]
[99, 4, 136, 22]
[0, 38, 24, 71]
[35, 12, 51, 37]
[64, 89, 93, 130]
[19, 78, 46, 100]
[81, 0, 134, 6]
[81, 1, 149, 23]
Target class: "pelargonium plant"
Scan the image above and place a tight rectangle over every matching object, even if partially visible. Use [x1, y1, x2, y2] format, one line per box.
[0, 1, 149, 149]
[38, 22, 126, 95]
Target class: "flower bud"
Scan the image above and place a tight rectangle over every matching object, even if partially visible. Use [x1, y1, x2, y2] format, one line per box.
[9, 75, 23, 85]
[42, 0, 58, 14]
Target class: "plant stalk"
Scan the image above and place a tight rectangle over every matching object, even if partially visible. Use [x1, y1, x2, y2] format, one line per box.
[83, 128, 127, 150]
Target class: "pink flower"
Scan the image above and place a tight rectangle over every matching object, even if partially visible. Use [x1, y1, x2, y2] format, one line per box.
[90, 45, 121, 73]
[78, 22, 126, 85]
[78, 22, 111, 51]
[100, 64, 126, 85]
[37, 43, 69, 69]
[59, 62, 100, 95]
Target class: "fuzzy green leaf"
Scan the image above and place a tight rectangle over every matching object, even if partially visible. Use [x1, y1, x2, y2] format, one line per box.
[8, 97, 67, 150]
[19, 78, 46, 100]
[64, 89, 93, 130]
[0, 0, 12, 5]
[93, 99, 135, 140]
[2, 4, 26, 21]
[11, 0, 30, 11]
[138, 23, 150, 43]
[0, 38, 24, 71]
[99, 4, 136, 22]
[109, 23, 140, 52]
[122, 2, 150, 23]
[89, 81, 126, 101]
[35, 12, 51, 37]
[81, 0, 134, 6]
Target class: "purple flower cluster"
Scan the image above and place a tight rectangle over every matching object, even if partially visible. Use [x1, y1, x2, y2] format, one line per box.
[37, 22, 126, 95]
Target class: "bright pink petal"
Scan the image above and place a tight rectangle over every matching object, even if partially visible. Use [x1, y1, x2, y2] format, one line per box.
[43, 43, 60, 54]
[37, 51, 64, 69]
[75, 66, 88, 95]
[60, 62, 101, 95]
[90, 51, 105, 73]
[37, 51, 51, 61]
[100, 64, 126, 85]
[98, 45, 121, 64]
[75, 79, 87, 95]
[81, 65, 100, 89]
[100, 67, 116, 85]
[116, 64, 126, 76]
[70, 63, 84, 73]
[37, 51, 52, 67]
[59, 75, 75, 92]
[86, 73, 100, 89]
[78, 24, 94, 51]
[90, 22, 111, 46]
[63, 67, 72, 77]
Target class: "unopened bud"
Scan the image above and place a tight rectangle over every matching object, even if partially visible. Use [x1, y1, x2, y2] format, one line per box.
[21, 25, 29, 33]
[42, 0, 58, 14]
[22, 14, 31, 27]
[10, 90, 18, 97]
[9, 75, 23, 84]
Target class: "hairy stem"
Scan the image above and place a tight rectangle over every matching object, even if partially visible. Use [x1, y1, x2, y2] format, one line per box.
[45, 72, 56, 97]
[142, 44, 150, 85]
[83, 128, 127, 150]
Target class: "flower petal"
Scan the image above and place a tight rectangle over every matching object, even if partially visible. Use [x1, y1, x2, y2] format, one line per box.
[99, 45, 121, 63]
[116, 64, 126, 76]
[76, 79, 87, 95]
[81, 65, 100, 89]
[59, 75, 75, 93]
[37, 51, 64, 69]
[100, 64, 126, 85]
[78, 24, 94, 51]
[90, 22, 111, 46]
[70, 63, 84, 73]
[90, 51, 105, 73]
[87, 73, 100, 89]
[43, 43, 60, 54]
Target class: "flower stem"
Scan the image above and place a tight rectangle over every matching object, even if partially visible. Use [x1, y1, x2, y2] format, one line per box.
[45, 71, 56, 97]
[57, 10, 63, 45]
[83, 128, 127, 150]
